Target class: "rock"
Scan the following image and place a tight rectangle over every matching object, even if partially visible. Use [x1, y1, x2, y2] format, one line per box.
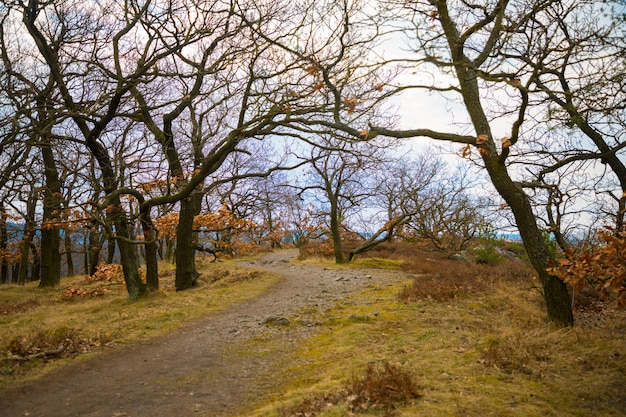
[495, 246, 518, 259]
[262, 316, 290, 326]
[451, 251, 473, 263]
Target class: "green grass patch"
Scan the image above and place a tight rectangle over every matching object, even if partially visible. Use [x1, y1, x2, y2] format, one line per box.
[294, 256, 402, 271]
[348, 257, 403, 270]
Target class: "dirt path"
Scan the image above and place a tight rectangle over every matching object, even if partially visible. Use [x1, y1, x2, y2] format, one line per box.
[0, 250, 402, 417]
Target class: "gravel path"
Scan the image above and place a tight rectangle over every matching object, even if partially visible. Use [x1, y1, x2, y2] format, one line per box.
[0, 250, 401, 417]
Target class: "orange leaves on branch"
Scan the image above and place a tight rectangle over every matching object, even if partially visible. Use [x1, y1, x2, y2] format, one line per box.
[154, 206, 262, 256]
[312, 82, 324, 91]
[343, 97, 358, 114]
[551, 230, 626, 309]
[460, 144, 471, 158]
[304, 63, 320, 76]
[501, 136, 512, 149]
[374, 83, 384, 92]
[153, 212, 179, 240]
[472, 134, 492, 158]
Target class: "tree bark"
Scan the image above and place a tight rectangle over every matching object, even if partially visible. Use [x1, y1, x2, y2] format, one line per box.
[87, 224, 103, 276]
[175, 193, 203, 291]
[0, 204, 8, 284]
[18, 193, 37, 286]
[30, 240, 40, 282]
[488, 162, 573, 325]
[139, 203, 159, 291]
[39, 140, 62, 287]
[321, 172, 345, 264]
[63, 230, 74, 277]
[329, 197, 345, 264]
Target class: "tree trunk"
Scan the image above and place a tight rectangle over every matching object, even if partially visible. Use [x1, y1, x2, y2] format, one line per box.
[87, 224, 103, 276]
[435, 1, 573, 325]
[39, 141, 62, 287]
[64, 230, 74, 277]
[30, 241, 40, 282]
[329, 195, 345, 264]
[175, 193, 202, 291]
[165, 237, 175, 263]
[107, 235, 116, 264]
[488, 164, 573, 325]
[112, 208, 146, 299]
[18, 193, 37, 286]
[0, 204, 8, 284]
[143, 227, 159, 291]
[139, 206, 159, 291]
[18, 233, 34, 285]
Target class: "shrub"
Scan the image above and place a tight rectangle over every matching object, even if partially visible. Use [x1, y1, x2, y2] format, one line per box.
[398, 257, 533, 303]
[550, 229, 626, 309]
[471, 244, 504, 265]
[279, 361, 421, 417]
[345, 361, 422, 411]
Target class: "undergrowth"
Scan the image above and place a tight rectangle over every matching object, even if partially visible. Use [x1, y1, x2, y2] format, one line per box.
[278, 361, 422, 417]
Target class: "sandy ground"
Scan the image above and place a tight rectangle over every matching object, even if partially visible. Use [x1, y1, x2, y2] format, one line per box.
[0, 250, 403, 417]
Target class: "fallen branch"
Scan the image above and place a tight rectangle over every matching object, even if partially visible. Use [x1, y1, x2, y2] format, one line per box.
[2, 345, 66, 362]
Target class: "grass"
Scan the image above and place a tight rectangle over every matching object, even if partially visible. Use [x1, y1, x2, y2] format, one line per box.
[296, 255, 403, 271]
[2, 243, 625, 416]
[0, 257, 280, 388]
[236, 244, 626, 417]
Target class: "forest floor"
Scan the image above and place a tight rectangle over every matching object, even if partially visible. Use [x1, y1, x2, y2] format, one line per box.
[0, 249, 404, 417]
[1, 247, 625, 417]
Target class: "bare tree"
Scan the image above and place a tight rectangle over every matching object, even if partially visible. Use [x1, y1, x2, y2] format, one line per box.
[493, 0, 626, 235]
[374, 154, 486, 252]
[299, 134, 388, 263]
[289, 0, 577, 325]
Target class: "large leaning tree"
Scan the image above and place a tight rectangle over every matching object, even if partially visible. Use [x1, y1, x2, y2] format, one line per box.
[372, 0, 576, 325]
[279, 0, 593, 326]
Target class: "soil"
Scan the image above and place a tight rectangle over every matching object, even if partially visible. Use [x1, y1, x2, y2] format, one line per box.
[0, 250, 404, 417]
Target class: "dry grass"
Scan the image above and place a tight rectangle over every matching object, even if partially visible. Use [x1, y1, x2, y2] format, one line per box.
[398, 254, 534, 302]
[278, 361, 421, 417]
[242, 243, 626, 417]
[0, 259, 280, 387]
[2, 242, 625, 416]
